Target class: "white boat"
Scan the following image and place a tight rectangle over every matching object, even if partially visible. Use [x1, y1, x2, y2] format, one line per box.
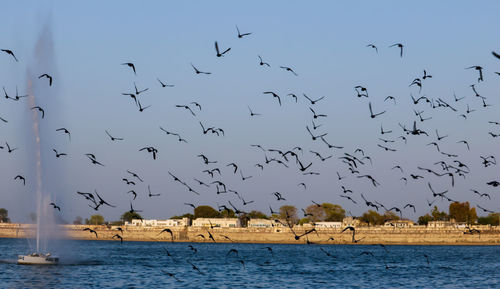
[17, 253, 59, 265]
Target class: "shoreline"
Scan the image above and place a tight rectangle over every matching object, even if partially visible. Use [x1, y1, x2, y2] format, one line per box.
[1, 223, 499, 245]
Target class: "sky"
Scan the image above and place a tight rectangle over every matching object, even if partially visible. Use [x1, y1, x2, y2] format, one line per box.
[1, 1, 499, 223]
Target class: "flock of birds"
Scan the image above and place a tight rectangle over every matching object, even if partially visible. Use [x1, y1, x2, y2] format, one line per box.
[1, 25, 500, 275]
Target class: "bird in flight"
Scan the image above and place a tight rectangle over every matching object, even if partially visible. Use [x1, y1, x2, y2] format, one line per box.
[215, 41, 231, 57]
[56, 128, 71, 141]
[105, 130, 124, 141]
[31, 106, 45, 118]
[263, 91, 281, 106]
[366, 44, 378, 53]
[38, 74, 53, 86]
[53, 149, 67, 158]
[258, 55, 270, 67]
[191, 63, 211, 75]
[236, 25, 252, 38]
[1, 49, 18, 61]
[121, 62, 136, 74]
[279, 66, 298, 76]
[157, 78, 174, 87]
[466, 66, 483, 82]
[83, 227, 98, 238]
[303, 94, 325, 105]
[389, 43, 404, 57]
[14, 175, 26, 185]
[369, 102, 385, 118]
[49, 202, 61, 211]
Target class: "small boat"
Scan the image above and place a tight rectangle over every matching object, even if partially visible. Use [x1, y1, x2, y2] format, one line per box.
[18, 253, 59, 265]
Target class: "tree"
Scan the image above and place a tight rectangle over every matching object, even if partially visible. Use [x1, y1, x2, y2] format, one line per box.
[383, 211, 400, 221]
[247, 210, 268, 219]
[360, 210, 385, 226]
[418, 214, 432, 225]
[121, 211, 143, 223]
[322, 203, 345, 221]
[219, 208, 236, 218]
[305, 204, 326, 222]
[449, 202, 477, 224]
[73, 216, 83, 225]
[477, 213, 500, 226]
[171, 213, 194, 220]
[0, 208, 10, 223]
[194, 205, 219, 218]
[86, 214, 105, 225]
[431, 206, 449, 221]
[279, 205, 298, 224]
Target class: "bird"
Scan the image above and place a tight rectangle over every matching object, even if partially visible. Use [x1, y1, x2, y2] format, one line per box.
[122, 178, 136, 185]
[147, 185, 161, 197]
[466, 66, 483, 82]
[56, 128, 71, 141]
[139, 146, 158, 160]
[258, 55, 270, 67]
[248, 106, 261, 116]
[389, 43, 404, 57]
[366, 44, 378, 53]
[1, 49, 18, 61]
[263, 91, 281, 106]
[159, 228, 174, 242]
[157, 78, 174, 87]
[236, 25, 252, 38]
[215, 41, 231, 57]
[5, 142, 17, 153]
[280, 66, 298, 76]
[134, 82, 149, 95]
[49, 203, 61, 211]
[369, 102, 385, 118]
[137, 100, 151, 112]
[86, 153, 105, 166]
[105, 130, 124, 141]
[121, 62, 136, 74]
[83, 228, 98, 238]
[303, 94, 325, 105]
[31, 106, 45, 118]
[53, 149, 67, 158]
[14, 175, 25, 185]
[127, 190, 137, 200]
[191, 63, 211, 75]
[38, 74, 53, 86]
[309, 107, 327, 119]
[112, 234, 123, 244]
[127, 170, 143, 182]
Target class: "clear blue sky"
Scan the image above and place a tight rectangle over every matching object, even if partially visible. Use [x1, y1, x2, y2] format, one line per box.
[1, 1, 499, 223]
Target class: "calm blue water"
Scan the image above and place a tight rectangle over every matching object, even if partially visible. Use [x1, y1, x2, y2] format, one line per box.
[0, 238, 498, 288]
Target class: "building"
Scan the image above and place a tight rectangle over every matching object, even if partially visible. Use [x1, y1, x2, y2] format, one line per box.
[427, 220, 455, 228]
[247, 219, 287, 228]
[192, 218, 241, 228]
[314, 222, 342, 229]
[342, 217, 361, 227]
[384, 220, 415, 228]
[125, 218, 190, 227]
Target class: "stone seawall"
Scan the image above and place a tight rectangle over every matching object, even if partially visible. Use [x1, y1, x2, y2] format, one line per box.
[1, 223, 499, 245]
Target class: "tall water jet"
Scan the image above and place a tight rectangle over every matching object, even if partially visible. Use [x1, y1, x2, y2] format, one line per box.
[18, 17, 60, 265]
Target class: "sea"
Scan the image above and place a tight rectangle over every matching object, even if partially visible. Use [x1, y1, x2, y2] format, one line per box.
[0, 238, 498, 288]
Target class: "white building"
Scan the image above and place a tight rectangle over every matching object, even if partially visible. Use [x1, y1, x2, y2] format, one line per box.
[125, 218, 190, 227]
[314, 222, 342, 228]
[192, 218, 241, 228]
[247, 219, 287, 228]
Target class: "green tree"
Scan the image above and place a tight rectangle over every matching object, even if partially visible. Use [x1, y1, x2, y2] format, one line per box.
[449, 202, 477, 224]
[431, 206, 449, 221]
[87, 214, 105, 225]
[219, 208, 236, 218]
[477, 213, 500, 226]
[247, 210, 268, 219]
[120, 211, 143, 223]
[305, 204, 325, 222]
[279, 205, 298, 224]
[383, 211, 400, 221]
[171, 213, 194, 220]
[360, 210, 385, 225]
[0, 208, 10, 223]
[418, 214, 432, 225]
[322, 203, 345, 221]
[194, 205, 220, 218]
